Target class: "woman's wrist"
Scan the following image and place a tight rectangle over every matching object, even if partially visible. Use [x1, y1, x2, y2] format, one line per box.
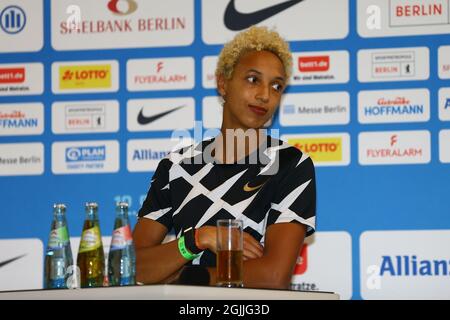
[196, 226, 215, 251]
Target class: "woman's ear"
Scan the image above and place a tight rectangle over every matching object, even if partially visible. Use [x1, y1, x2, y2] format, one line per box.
[216, 74, 226, 98]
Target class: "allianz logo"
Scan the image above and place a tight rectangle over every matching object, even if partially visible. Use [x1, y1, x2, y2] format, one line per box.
[65, 146, 106, 162]
[132, 148, 169, 161]
[378, 255, 450, 277]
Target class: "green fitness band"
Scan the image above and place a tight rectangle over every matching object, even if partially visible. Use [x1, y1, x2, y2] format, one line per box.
[178, 235, 199, 260]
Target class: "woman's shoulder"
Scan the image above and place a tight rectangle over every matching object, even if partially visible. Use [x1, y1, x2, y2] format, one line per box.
[164, 138, 215, 165]
[268, 136, 314, 167]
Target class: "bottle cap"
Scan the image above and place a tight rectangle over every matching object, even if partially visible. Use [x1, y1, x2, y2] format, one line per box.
[85, 202, 98, 209]
[116, 201, 129, 209]
[53, 203, 66, 211]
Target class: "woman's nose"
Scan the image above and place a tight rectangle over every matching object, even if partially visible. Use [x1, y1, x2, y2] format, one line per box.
[255, 84, 270, 103]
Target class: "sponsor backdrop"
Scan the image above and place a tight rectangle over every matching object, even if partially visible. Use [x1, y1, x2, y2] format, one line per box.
[0, 0, 449, 299]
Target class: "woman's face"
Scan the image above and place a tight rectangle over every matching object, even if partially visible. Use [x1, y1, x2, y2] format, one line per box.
[218, 50, 287, 131]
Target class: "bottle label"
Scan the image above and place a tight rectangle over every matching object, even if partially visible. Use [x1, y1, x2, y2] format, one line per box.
[79, 226, 101, 253]
[48, 226, 69, 249]
[110, 225, 133, 251]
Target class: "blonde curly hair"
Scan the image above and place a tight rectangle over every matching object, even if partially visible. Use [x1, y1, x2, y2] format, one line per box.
[215, 26, 293, 80]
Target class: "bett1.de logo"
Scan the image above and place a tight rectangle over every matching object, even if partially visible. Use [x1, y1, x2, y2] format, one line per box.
[0, 6, 26, 34]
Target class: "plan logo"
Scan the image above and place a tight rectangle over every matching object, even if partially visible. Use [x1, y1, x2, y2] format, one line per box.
[52, 140, 119, 174]
[65, 146, 106, 162]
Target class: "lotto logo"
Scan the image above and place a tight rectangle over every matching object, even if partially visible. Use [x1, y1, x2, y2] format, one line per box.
[59, 65, 111, 89]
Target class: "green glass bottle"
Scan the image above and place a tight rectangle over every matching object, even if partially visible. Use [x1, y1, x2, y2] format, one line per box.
[77, 202, 105, 288]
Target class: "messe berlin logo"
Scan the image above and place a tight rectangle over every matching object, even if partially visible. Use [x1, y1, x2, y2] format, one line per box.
[0, 6, 26, 34]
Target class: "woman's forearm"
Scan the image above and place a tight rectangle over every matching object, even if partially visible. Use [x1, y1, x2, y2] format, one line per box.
[136, 239, 187, 284]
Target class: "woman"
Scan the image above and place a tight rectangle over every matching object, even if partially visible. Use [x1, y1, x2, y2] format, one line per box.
[133, 26, 316, 289]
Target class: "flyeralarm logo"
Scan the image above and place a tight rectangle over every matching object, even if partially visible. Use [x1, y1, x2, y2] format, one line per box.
[358, 130, 431, 165]
[52, 60, 119, 94]
[127, 57, 194, 91]
[281, 133, 350, 167]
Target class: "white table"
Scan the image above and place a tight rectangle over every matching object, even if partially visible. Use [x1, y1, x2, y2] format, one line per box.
[0, 284, 339, 300]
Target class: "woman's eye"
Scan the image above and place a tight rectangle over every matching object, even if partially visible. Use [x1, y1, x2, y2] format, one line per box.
[272, 83, 283, 91]
[247, 76, 257, 83]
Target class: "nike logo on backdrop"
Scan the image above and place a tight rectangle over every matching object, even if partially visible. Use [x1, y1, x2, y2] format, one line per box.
[137, 105, 185, 125]
[0, 254, 26, 269]
[224, 0, 304, 31]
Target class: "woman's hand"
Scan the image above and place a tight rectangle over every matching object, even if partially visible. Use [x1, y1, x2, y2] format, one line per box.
[196, 226, 264, 261]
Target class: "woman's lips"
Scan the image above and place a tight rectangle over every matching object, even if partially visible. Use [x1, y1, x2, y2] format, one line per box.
[248, 105, 267, 116]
